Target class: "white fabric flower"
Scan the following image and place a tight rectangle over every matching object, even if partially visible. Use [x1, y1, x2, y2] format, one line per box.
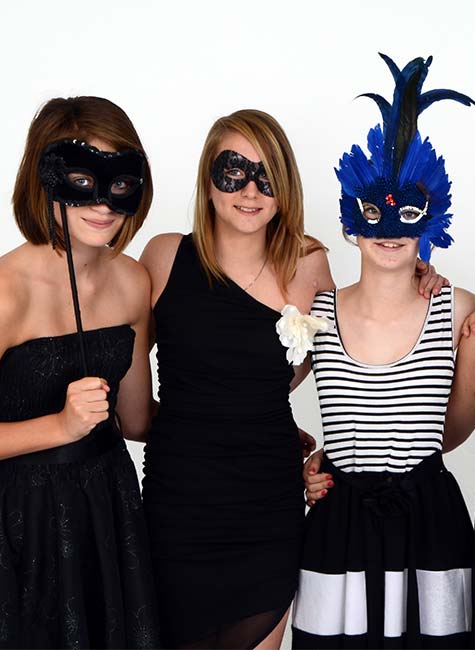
[276, 304, 332, 365]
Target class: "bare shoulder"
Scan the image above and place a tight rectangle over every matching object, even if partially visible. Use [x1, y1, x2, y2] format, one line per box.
[454, 287, 475, 320]
[140, 233, 183, 272]
[115, 253, 150, 290]
[453, 287, 475, 348]
[0, 248, 31, 353]
[113, 254, 151, 324]
[139, 232, 185, 305]
[296, 236, 335, 294]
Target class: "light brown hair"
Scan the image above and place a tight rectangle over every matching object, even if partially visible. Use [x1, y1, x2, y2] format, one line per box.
[13, 96, 152, 254]
[193, 108, 325, 293]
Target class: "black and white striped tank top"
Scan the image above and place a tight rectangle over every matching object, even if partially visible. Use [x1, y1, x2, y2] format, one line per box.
[310, 286, 454, 473]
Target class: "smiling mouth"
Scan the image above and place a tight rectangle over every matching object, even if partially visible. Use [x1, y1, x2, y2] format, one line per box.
[375, 241, 404, 249]
[234, 205, 262, 214]
[82, 218, 116, 229]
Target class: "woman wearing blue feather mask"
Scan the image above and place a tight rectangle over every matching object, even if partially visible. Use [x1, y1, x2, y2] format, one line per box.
[292, 54, 475, 649]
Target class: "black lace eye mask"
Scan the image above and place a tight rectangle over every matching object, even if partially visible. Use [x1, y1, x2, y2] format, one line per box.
[38, 139, 145, 216]
[211, 150, 274, 197]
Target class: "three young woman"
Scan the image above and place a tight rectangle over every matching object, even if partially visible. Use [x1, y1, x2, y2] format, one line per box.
[0, 80, 465, 650]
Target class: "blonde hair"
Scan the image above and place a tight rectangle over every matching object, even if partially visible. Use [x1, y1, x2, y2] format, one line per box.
[13, 96, 152, 255]
[193, 109, 324, 293]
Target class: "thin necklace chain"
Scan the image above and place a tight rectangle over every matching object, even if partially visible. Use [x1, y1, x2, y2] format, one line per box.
[243, 255, 268, 292]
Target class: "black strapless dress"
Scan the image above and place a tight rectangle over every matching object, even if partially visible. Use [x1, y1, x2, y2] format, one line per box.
[0, 326, 160, 649]
[142, 235, 305, 649]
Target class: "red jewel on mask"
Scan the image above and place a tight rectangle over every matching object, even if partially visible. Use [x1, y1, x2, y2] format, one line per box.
[385, 194, 396, 206]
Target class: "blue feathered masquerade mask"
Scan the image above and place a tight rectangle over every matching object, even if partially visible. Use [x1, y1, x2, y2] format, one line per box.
[335, 54, 474, 261]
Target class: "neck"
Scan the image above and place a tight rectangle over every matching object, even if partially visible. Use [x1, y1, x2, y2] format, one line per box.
[46, 240, 108, 281]
[353, 260, 421, 317]
[213, 223, 267, 269]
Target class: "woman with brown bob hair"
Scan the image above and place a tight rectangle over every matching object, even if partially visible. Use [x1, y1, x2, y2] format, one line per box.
[0, 96, 159, 649]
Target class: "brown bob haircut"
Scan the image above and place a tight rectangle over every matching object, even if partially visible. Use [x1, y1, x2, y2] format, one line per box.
[193, 108, 325, 294]
[13, 96, 152, 254]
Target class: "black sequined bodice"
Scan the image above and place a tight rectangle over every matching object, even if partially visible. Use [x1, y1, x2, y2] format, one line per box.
[0, 325, 135, 422]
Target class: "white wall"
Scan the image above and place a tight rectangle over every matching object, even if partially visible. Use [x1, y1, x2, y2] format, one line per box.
[2, 0, 474, 636]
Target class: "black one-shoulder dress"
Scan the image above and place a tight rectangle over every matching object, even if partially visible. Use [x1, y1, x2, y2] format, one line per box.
[143, 234, 305, 649]
[0, 326, 160, 649]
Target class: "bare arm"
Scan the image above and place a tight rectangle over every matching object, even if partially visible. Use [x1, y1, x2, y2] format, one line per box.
[443, 288, 475, 452]
[287, 246, 335, 390]
[0, 377, 110, 460]
[115, 264, 154, 442]
[302, 245, 336, 296]
[444, 333, 475, 452]
[290, 356, 311, 392]
[139, 232, 183, 307]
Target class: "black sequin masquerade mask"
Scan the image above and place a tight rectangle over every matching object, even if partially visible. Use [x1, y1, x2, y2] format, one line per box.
[39, 139, 145, 216]
[211, 150, 274, 197]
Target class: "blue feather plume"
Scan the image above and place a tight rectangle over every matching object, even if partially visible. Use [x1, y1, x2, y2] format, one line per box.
[336, 53, 474, 262]
[360, 53, 474, 178]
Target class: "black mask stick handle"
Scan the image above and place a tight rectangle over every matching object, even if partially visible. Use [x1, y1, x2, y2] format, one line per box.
[59, 203, 89, 376]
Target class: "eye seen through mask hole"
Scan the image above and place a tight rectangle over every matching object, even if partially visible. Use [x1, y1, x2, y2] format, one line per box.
[224, 167, 245, 180]
[224, 167, 270, 184]
[110, 175, 140, 197]
[357, 198, 381, 224]
[67, 172, 95, 192]
[399, 201, 428, 224]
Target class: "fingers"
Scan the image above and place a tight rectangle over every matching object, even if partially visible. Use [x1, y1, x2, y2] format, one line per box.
[419, 273, 450, 299]
[431, 274, 448, 295]
[304, 449, 334, 506]
[417, 264, 436, 298]
[303, 450, 323, 479]
[306, 475, 334, 506]
[82, 390, 110, 409]
[415, 259, 450, 299]
[62, 377, 111, 440]
[415, 258, 429, 275]
[67, 380, 109, 409]
[68, 377, 110, 393]
[462, 315, 475, 337]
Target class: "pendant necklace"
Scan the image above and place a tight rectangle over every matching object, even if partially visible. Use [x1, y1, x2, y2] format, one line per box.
[243, 255, 268, 292]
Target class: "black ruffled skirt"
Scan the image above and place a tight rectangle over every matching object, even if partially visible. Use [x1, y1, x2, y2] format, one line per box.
[0, 430, 160, 649]
[292, 452, 474, 649]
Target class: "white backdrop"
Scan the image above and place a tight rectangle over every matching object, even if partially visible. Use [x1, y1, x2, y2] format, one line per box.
[2, 0, 474, 637]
